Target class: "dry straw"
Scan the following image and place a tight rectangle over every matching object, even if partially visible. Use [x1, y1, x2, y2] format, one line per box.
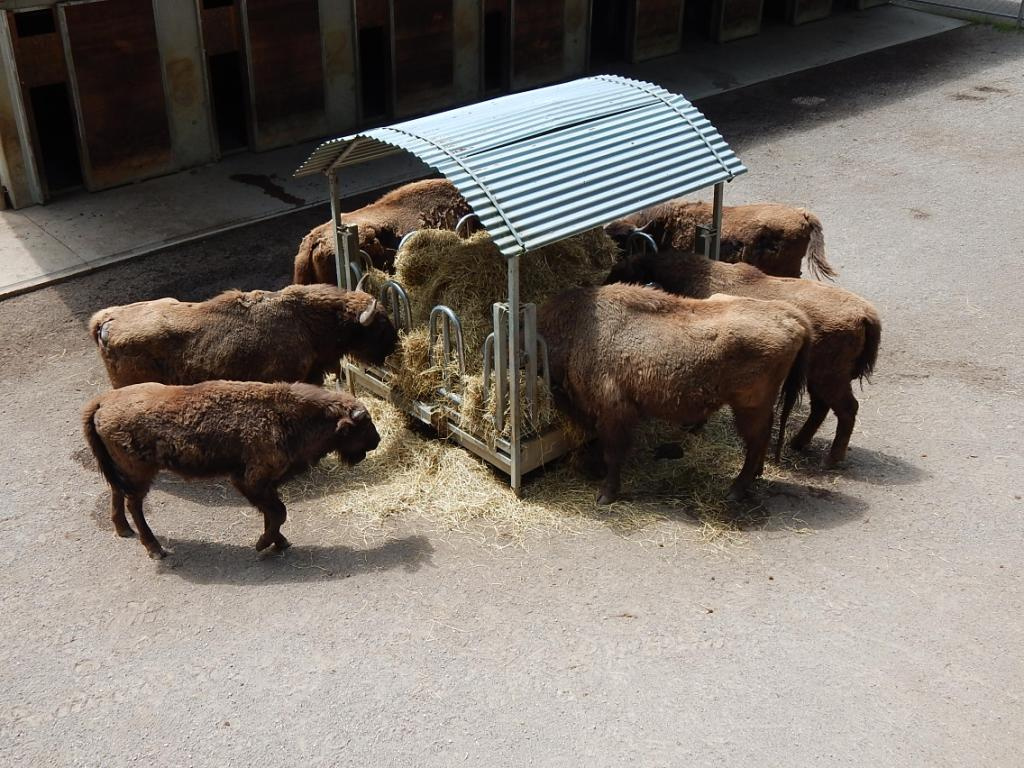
[283, 397, 814, 546]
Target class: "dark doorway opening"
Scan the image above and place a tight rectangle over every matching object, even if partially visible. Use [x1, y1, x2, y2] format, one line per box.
[359, 25, 391, 120]
[483, 8, 509, 93]
[207, 51, 248, 153]
[590, 0, 632, 69]
[762, 0, 791, 23]
[683, 0, 714, 39]
[29, 83, 83, 195]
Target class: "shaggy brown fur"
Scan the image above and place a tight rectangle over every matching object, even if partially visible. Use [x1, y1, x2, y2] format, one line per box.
[82, 381, 380, 558]
[605, 250, 881, 465]
[605, 199, 836, 280]
[538, 284, 813, 503]
[89, 284, 398, 388]
[293, 178, 473, 284]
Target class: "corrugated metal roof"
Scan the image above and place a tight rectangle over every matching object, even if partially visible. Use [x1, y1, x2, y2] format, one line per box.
[294, 75, 746, 257]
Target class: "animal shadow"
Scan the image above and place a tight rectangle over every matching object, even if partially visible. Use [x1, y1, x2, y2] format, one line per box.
[153, 534, 434, 585]
[782, 442, 928, 487]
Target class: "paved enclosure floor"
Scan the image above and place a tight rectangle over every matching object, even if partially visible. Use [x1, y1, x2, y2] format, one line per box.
[1, 24, 1023, 768]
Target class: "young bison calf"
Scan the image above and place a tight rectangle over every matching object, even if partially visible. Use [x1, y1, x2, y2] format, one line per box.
[606, 250, 881, 466]
[90, 284, 398, 388]
[82, 381, 380, 559]
[293, 178, 473, 283]
[538, 284, 812, 503]
[605, 199, 835, 280]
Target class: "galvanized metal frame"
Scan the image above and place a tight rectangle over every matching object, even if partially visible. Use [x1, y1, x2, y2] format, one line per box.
[304, 76, 743, 493]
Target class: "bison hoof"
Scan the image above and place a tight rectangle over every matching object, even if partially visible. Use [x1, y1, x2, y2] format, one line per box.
[147, 547, 168, 560]
[254, 535, 274, 551]
[274, 536, 291, 551]
[824, 455, 846, 469]
[726, 485, 750, 502]
[115, 527, 136, 538]
[596, 491, 617, 506]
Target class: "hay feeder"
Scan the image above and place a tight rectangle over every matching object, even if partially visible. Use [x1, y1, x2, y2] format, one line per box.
[294, 75, 746, 495]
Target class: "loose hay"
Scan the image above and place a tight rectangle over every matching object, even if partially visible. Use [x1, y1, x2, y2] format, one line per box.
[282, 397, 806, 546]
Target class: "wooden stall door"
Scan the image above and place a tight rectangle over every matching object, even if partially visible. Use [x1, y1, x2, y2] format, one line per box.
[513, 0, 565, 89]
[634, 0, 682, 62]
[790, 0, 832, 24]
[245, 0, 326, 148]
[715, 0, 762, 42]
[61, 0, 172, 190]
[393, 0, 454, 117]
[7, 8, 83, 198]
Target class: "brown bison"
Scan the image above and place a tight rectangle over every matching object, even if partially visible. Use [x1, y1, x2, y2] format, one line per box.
[605, 250, 881, 466]
[293, 178, 473, 283]
[538, 284, 812, 503]
[89, 284, 398, 388]
[82, 381, 380, 558]
[605, 199, 836, 280]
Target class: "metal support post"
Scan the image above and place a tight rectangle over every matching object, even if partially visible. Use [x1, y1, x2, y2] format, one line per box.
[711, 181, 724, 261]
[507, 253, 522, 495]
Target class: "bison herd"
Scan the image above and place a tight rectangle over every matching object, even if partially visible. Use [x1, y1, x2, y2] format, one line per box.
[81, 178, 881, 559]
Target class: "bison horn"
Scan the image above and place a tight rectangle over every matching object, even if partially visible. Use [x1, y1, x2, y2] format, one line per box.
[354, 272, 369, 293]
[358, 299, 378, 326]
[352, 406, 369, 422]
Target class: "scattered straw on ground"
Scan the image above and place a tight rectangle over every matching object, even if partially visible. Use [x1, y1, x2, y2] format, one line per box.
[282, 397, 825, 549]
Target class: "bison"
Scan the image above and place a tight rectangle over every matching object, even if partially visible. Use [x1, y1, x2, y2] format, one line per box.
[82, 380, 380, 559]
[293, 178, 473, 283]
[605, 250, 881, 466]
[538, 284, 813, 503]
[89, 284, 398, 388]
[605, 199, 836, 280]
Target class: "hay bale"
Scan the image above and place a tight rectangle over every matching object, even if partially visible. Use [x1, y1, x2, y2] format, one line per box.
[393, 227, 619, 375]
[458, 372, 565, 447]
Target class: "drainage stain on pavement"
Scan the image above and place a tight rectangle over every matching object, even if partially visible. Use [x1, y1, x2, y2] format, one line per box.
[229, 173, 306, 206]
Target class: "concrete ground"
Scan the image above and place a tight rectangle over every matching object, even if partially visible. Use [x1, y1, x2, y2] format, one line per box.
[1, 23, 1023, 768]
[0, 4, 963, 299]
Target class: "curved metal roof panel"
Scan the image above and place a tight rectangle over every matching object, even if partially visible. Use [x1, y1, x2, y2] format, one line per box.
[294, 75, 746, 257]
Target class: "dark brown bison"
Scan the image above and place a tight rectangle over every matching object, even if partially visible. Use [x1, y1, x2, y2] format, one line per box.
[293, 178, 473, 283]
[89, 284, 397, 388]
[82, 381, 380, 558]
[605, 199, 836, 280]
[538, 284, 813, 503]
[605, 250, 881, 466]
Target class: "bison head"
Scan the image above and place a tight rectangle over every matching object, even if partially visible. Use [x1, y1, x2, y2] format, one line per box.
[334, 404, 381, 465]
[347, 294, 399, 367]
[603, 220, 637, 254]
[358, 224, 400, 272]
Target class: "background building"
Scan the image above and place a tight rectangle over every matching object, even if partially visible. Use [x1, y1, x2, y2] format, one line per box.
[0, 0, 884, 210]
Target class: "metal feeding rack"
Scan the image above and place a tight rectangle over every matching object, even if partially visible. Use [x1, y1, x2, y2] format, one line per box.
[294, 75, 745, 494]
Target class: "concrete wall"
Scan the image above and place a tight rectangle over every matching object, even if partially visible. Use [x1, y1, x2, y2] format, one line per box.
[153, 0, 216, 168]
[320, 0, 359, 134]
[454, 0, 482, 103]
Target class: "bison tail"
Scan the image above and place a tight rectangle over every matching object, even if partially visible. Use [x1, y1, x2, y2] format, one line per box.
[853, 310, 882, 383]
[293, 233, 316, 285]
[82, 399, 136, 496]
[800, 210, 837, 282]
[775, 330, 812, 461]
